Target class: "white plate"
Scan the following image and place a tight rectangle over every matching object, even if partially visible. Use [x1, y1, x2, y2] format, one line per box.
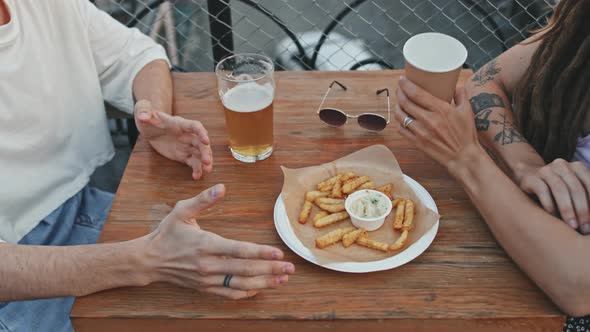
[273, 174, 439, 273]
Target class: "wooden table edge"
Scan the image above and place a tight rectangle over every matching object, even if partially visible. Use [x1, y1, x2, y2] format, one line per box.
[72, 316, 565, 332]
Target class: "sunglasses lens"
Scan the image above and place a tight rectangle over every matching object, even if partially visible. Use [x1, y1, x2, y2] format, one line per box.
[358, 114, 387, 132]
[319, 108, 347, 127]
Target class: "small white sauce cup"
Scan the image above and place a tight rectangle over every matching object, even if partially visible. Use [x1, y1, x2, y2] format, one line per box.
[345, 189, 393, 231]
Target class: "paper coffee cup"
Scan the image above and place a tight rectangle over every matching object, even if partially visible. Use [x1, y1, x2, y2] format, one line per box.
[403, 32, 468, 103]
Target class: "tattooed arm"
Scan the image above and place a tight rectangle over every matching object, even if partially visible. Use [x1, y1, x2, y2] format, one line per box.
[395, 77, 590, 316]
[465, 35, 590, 232]
[465, 36, 545, 181]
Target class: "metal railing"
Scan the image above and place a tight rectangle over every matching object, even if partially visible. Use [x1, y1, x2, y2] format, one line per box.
[96, 0, 555, 72]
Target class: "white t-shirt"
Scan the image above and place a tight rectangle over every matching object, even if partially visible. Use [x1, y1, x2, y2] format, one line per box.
[0, 0, 169, 243]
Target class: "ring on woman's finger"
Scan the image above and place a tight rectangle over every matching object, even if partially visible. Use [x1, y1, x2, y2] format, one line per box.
[223, 274, 234, 288]
[402, 115, 415, 129]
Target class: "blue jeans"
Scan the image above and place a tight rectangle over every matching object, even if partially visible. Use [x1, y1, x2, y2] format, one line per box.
[0, 186, 114, 332]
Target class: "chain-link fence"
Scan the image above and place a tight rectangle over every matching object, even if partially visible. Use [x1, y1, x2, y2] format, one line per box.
[95, 0, 555, 72]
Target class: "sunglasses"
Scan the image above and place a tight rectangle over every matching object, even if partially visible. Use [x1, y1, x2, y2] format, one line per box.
[316, 80, 391, 132]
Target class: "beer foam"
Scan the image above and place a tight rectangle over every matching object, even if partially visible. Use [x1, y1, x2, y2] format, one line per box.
[222, 82, 274, 113]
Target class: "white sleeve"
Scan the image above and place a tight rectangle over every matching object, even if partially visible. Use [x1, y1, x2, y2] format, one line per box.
[82, 1, 171, 114]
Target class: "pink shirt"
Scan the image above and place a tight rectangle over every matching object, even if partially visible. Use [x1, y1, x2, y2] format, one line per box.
[573, 135, 590, 168]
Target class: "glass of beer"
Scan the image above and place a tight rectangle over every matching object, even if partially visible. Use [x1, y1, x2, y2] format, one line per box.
[215, 53, 275, 163]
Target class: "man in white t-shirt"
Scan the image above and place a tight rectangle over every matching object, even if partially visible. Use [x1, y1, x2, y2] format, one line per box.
[0, 1, 294, 331]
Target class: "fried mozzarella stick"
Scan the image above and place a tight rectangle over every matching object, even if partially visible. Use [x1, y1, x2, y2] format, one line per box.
[315, 227, 356, 249]
[342, 176, 371, 194]
[306, 191, 329, 201]
[315, 198, 345, 205]
[389, 230, 409, 251]
[376, 183, 394, 199]
[356, 235, 389, 252]
[342, 228, 366, 247]
[331, 178, 343, 198]
[393, 199, 406, 229]
[339, 172, 357, 182]
[318, 203, 346, 213]
[376, 183, 393, 193]
[317, 175, 340, 192]
[314, 211, 350, 227]
[312, 211, 329, 223]
[358, 181, 376, 190]
[299, 200, 313, 224]
[402, 199, 415, 231]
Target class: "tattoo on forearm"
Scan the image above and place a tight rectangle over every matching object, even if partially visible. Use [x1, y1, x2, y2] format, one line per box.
[469, 92, 505, 114]
[470, 93, 504, 131]
[490, 114, 526, 145]
[469, 92, 525, 145]
[471, 59, 501, 87]
[475, 109, 493, 131]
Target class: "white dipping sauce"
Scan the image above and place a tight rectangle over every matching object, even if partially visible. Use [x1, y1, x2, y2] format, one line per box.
[349, 192, 388, 218]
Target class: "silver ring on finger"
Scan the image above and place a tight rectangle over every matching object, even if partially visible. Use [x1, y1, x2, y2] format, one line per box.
[223, 274, 233, 288]
[402, 115, 415, 129]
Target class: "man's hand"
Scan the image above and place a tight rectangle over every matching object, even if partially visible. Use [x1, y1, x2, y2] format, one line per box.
[145, 184, 295, 299]
[134, 100, 213, 180]
[518, 160, 590, 233]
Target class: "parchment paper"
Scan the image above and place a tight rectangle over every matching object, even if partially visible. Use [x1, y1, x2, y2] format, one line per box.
[280, 145, 439, 263]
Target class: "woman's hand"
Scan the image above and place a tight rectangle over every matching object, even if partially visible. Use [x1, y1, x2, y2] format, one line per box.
[394, 76, 481, 169]
[518, 160, 590, 233]
[134, 100, 213, 180]
[394, 77, 590, 234]
[144, 184, 294, 299]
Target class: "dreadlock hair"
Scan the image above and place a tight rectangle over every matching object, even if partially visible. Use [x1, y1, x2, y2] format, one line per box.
[513, 0, 590, 163]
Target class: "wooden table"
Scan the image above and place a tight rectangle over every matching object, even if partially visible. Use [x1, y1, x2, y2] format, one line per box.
[71, 70, 564, 331]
